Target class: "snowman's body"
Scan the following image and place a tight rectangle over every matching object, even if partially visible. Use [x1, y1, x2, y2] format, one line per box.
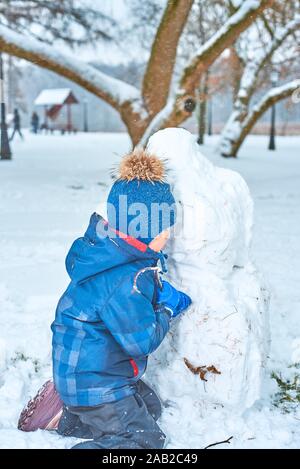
[145, 128, 269, 446]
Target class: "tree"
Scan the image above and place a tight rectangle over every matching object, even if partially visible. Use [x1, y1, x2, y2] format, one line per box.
[0, 0, 273, 146]
[197, 72, 209, 144]
[222, 79, 300, 156]
[182, 0, 224, 145]
[220, 3, 300, 157]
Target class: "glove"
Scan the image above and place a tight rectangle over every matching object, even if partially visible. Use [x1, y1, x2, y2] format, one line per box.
[156, 280, 192, 318]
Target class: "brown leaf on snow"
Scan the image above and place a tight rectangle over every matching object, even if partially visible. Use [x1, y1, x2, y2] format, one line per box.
[183, 357, 221, 382]
[206, 365, 221, 375]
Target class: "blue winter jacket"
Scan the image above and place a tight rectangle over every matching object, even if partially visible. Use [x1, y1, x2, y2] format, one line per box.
[51, 212, 170, 407]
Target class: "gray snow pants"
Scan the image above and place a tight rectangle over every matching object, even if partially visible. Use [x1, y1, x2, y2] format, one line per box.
[57, 380, 166, 449]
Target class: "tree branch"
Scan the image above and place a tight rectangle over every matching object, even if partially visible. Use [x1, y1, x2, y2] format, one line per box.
[243, 79, 300, 135]
[260, 11, 275, 39]
[180, 0, 273, 93]
[142, 0, 194, 116]
[164, 0, 273, 127]
[220, 14, 300, 158]
[204, 436, 233, 449]
[237, 16, 300, 105]
[0, 24, 141, 112]
[140, 0, 274, 140]
[226, 79, 300, 156]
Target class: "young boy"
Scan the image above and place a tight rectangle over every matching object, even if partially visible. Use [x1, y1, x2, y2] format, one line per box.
[18, 150, 191, 449]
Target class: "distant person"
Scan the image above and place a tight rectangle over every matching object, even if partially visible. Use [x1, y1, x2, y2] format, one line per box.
[31, 112, 39, 134]
[10, 109, 24, 141]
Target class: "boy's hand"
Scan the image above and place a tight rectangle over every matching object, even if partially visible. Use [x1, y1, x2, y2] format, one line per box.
[156, 280, 192, 318]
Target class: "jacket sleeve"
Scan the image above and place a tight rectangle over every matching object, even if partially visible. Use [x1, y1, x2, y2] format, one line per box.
[99, 274, 171, 358]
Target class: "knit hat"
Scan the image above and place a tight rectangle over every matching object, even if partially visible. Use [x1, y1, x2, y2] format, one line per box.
[107, 149, 176, 245]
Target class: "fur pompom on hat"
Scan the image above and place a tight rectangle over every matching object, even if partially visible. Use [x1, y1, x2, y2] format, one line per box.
[118, 149, 165, 183]
[107, 148, 176, 246]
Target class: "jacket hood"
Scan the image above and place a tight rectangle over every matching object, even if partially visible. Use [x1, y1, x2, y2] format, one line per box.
[65, 213, 163, 284]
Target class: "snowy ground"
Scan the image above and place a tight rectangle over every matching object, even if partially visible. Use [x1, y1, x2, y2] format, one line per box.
[0, 130, 299, 448]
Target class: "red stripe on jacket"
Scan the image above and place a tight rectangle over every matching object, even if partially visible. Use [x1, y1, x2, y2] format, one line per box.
[103, 220, 148, 252]
[130, 358, 139, 377]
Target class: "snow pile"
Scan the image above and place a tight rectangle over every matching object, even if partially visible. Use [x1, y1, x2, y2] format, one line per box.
[146, 128, 270, 446]
[0, 285, 70, 448]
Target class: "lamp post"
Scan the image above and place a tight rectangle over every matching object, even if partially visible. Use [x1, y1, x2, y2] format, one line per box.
[83, 98, 88, 132]
[207, 98, 213, 136]
[0, 52, 12, 160]
[268, 70, 279, 151]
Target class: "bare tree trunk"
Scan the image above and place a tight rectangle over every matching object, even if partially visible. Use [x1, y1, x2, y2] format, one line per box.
[142, 0, 194, 117]
[219, 95, 249, 157]
[229, 46, 244, 102]
[207, 98, 213, 136]
[197, 72, 208, 145]
[222, 80, 300, 157]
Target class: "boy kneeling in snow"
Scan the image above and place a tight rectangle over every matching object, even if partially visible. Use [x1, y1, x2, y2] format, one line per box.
[18, 150, 191, 449]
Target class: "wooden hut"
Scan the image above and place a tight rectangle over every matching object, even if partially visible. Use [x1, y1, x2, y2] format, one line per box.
[34, 88, 79, 133]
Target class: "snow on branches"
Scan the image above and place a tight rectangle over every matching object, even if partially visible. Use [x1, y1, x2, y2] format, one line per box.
[220, 12, 300, 157]
[0, 0, 274, 145]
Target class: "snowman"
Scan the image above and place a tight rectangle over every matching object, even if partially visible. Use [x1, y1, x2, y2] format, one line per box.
[146, 128, 269, 447]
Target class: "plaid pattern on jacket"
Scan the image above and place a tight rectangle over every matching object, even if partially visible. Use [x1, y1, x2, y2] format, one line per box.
[51, 213, 170, 407]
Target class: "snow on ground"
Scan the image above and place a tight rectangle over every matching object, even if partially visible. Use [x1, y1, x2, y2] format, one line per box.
[0, 130, 299, 448]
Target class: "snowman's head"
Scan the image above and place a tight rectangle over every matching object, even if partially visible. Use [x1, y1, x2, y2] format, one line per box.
[147, 127, 197, 172]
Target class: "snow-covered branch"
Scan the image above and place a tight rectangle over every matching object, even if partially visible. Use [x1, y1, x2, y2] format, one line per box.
[179, 0, 273, 94]
[245, 79, 300, 129]
[220, 15, 300, 157]
[236, 16, 300, 104]
[0, 0, 278, 147]
[0, 24, 141, 112]
[221, 79, 300, 157]
[142, 0, 194, 116]
[160, 0, 273, 128]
